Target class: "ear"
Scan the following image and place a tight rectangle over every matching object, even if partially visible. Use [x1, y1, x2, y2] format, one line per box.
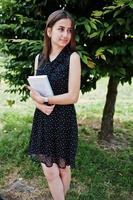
[47, 27, 52, 38]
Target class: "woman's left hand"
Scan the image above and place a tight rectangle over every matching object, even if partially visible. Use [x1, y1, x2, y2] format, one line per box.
[27, 85, 43, 104]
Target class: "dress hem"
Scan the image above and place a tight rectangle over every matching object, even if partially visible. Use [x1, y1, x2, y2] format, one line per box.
[28, 153, 76, 169]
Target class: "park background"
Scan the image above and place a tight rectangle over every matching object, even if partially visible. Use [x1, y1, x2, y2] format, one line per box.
[0, 0, 133, 199]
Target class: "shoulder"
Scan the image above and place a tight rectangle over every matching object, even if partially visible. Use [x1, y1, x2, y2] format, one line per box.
[70, 52, 81, 65]
[34, 53, 42, 72]
[34, 53, 39, 64]
[70, 52, 80, 63]
[35, 52, 44, 65]
[34, 54, 40, 64]
[35, 53, 40, 59]
[69, 52, 81, 72]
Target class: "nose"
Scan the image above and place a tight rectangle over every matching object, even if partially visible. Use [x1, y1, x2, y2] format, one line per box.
[62, 30, 69, 38]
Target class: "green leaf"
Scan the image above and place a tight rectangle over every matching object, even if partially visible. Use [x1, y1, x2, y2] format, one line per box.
[89, 32, 100, 39]
[82, 55, 88, 65]
[107, 49, 114, 54]
[100, 54, 106, 61]
[112, 48, 118, 55]
[103, 10, 112, 15]
[129, 2, 133, 8]
[119, 68, 126, 75]
[100, 31, 105, 41]
[6, 99, 15, 107]
[94, 19, 102, 24]
[84, 24, 91, 34]
[95, 48, 105, 56]
[104, 22, 109, 28]
[113, 9, 122, 18]
[117, 18, 125, 25]
[106, 24, 114, 33]
[89, 21, 97, 30]
[75, 35, 80, 42]
[88, 60, 96, 68]
[103, 6, 117, 10]
[81, 54, 96, 68]
[91, 10, 103, 17]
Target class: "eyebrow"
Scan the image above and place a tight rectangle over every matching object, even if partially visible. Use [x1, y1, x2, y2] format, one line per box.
[58, 25, 72, 29]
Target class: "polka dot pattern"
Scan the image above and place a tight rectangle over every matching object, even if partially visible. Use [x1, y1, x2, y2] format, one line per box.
[28, 46, 78, 168]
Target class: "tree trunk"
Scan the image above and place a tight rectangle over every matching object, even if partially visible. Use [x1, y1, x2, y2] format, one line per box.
[98, 76, 119, 142]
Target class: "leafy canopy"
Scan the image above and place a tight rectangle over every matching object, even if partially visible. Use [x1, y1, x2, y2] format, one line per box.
[0, 0, 133, 100]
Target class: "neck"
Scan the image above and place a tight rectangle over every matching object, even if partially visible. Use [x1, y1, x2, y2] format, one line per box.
[49, 45, 65, 62]
[50, 45, 64, 56]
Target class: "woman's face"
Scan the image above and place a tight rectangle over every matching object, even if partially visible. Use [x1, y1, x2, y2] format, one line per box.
[47, 18, 72, 49]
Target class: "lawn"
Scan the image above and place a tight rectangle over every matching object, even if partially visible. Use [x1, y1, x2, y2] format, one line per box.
[0, 58, 133, 199]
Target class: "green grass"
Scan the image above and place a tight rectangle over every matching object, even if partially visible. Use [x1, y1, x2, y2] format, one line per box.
[0, 71, 133, 199]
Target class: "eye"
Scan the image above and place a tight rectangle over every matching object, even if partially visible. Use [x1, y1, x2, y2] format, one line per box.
[58, 27, 64, 32]
[68, 29, 72, 33]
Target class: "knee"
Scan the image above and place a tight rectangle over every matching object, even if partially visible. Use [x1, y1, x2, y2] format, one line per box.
[59, 167, 70, 178]
[59, 168, 67, 177]
[43, 165, 59, 182]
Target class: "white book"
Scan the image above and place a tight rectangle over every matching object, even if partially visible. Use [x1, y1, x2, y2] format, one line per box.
[27, 75, 54, 97]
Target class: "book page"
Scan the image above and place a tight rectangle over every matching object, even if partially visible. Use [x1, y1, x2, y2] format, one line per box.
[27, 75, 54, 97]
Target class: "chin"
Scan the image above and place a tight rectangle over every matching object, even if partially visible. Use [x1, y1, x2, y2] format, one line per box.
[59, 42, 69, 48]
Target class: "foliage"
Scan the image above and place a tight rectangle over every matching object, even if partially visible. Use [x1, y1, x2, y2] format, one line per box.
[75, 0, 133, 93]
[0, 0, 46, 100]
[0, 0, 133, 100]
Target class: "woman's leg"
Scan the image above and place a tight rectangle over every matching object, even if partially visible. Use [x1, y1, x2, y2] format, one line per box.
[41, 163, 65, 200]
[59, 166, 71, 195]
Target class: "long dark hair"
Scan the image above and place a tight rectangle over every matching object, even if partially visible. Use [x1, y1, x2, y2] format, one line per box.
[43, 9, 76, 62]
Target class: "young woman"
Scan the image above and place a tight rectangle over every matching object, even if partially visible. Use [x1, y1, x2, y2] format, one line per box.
[28, 9, 81, 200]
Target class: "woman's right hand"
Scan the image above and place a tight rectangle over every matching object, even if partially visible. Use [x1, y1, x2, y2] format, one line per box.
[34, 101, 55, 115]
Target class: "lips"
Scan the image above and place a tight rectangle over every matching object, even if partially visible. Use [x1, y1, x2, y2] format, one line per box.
[60, 39, 68, 43]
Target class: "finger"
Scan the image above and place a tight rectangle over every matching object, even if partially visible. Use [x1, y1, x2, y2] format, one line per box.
[51, 105, 55, 108]
[27, 85, 31, 89]
[45, 105, 55, 109]
[49, 104, 55, 108]
[45, 112, 50, 115]
[46, 107, 54, 112]
[24, 84, 29, 89]
[45, 105, 53, 109]
[28, 86, 37, 93]
[45, 107, 53, 112]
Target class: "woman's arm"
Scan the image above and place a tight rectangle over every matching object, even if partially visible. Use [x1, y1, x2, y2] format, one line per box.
[48, 52, 81, 105]
[34, 54, 39, 75]
[34, 101, 55, 115]
[28, 54, 55, 115]
[28, 52, 81, 105]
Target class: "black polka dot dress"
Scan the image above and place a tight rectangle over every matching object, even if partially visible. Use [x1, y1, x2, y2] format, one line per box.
[28, 46, 78, 168]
